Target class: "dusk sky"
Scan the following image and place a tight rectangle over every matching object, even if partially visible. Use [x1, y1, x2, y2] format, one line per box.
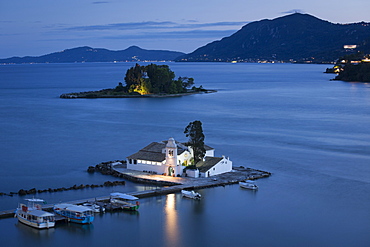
[1, 0, 369, 59]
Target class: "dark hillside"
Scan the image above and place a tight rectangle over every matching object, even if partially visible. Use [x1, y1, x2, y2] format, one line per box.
[0, 46, 185, 64]
[177, 13, 370, 63]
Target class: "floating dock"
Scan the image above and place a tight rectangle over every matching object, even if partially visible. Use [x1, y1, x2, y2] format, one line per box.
[0, 166, 270, 219]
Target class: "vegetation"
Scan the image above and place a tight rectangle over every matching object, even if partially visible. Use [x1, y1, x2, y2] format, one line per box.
[176, 13, 370, 63]
[334, 62, 370, 82]
[184, 120, 206, 165]
[326, 53, 370, 82]
[123, 63, 194, 95]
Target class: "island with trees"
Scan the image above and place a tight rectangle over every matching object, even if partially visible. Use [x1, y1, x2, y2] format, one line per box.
[60, 63, 216, 98]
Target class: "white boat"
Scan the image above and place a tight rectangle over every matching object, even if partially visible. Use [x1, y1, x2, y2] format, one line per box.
[110, 192, 140, 211]
[15, 198, 55, 229]
[53, 203, 94, 224]
[181, 190, 201, 199]
[82, 202, 105, 213]
[239, 180, 258, 190]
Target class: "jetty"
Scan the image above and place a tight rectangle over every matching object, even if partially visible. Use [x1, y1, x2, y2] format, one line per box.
[0, 165, 270, 219]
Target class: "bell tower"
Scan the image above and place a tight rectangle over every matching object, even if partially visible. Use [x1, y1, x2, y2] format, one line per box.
[165, 138, 178, 176]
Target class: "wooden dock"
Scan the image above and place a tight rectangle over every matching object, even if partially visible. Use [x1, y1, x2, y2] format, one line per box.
[0, 167, 270, 219]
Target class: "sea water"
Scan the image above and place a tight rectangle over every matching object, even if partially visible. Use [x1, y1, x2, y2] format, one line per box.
[0, 62, 369, 247]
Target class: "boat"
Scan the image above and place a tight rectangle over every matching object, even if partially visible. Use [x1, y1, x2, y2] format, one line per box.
[181, 190, 201, 199]
[15, 198, 55, 229]
[53, 203, 94, 224]
[239, 180, 258, 190]
[82, 202, 105, 213]
[110, 192, 140, 211]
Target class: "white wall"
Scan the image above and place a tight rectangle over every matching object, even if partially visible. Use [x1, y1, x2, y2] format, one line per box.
[186, 169, 199, 178]
[202, 156, 232, 177]
[177, 150, 192, 166]
[127, 159, 166, 175]
[205, 149, 215, 157]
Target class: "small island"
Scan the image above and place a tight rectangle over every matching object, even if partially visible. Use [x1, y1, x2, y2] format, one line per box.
[60, 63, 216, 98]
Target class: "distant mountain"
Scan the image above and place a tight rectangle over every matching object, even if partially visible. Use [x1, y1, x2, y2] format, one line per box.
[176, 13, 370, 63]
[0, 46, 185, 64]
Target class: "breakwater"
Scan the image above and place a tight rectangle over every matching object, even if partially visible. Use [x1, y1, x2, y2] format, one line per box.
[0, 180, 126, 197]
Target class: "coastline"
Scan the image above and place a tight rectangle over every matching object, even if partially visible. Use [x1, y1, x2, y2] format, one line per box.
[60, 90, 217, 99]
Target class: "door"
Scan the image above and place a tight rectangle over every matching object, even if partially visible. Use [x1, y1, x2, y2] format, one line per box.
[168, 167, 174, 176]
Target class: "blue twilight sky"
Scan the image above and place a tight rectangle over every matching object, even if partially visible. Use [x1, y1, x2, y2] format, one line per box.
[1, 0, 369, 58]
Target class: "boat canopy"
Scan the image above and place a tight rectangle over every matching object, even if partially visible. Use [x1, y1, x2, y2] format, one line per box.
[110, 192, 139, 201]
[28, 209, 54, 217]
[54, 203, 92, 213]
[25, 198, 45, 202]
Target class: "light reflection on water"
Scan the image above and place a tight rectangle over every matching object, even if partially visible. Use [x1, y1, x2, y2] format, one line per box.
[164, 194, 180, 247]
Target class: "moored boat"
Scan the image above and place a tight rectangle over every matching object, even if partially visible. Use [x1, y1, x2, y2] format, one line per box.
[181, 190, 201, 199]
[110, 192, 140, 211]
[15, 198, 55, 229]
[239, 180, 258, 190]
[82, 202, 105, 213]
[53, 203, 94, 224]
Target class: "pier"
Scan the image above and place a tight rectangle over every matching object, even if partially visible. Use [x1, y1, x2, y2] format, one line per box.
[0, 166, 270, 219]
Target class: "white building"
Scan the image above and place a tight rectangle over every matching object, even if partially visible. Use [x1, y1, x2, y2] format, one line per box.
[126, 138, 232, 177]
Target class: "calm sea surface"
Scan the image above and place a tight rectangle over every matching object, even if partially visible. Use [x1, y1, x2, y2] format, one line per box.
[0, 62, 369, 247]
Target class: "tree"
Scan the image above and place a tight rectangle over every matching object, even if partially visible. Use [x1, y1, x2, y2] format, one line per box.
[124, 63, 143, 93]
[178, 77, 194, 90]
[146, 64, 175, 93]
[123, 63, 195, 95]
[184, 120, 206, 165]
[114, 82, 125, 92]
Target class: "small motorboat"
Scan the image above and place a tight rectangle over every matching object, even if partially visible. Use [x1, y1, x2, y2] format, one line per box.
[82, 202, 105, 213]
[15, 198, 55, 229]
[53, 203, 94, 224]
[181, 190, 201, 200]
[110, 192, 140, 211]
[239, 180, 258, 190]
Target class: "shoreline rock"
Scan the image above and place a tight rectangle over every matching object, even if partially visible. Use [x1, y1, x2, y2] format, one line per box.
[60, 90, 217, 99]
[0, 180, 126, 196]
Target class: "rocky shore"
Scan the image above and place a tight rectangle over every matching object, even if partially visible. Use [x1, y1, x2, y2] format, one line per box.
[60, 90, 217, 99]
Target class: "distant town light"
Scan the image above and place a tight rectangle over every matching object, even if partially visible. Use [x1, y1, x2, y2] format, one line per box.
[343, 45, 357, 49]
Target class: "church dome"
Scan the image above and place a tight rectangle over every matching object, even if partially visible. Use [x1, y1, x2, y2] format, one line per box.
[166, 138, 177, 148]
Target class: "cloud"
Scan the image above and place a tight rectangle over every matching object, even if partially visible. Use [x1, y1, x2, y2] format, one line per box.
[101, 29, 238, 40]
[92, 1, 109, 4]
[63, 21, 247, 32]
[65, 21, 176, 31]
[281, 9, 305, 14]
